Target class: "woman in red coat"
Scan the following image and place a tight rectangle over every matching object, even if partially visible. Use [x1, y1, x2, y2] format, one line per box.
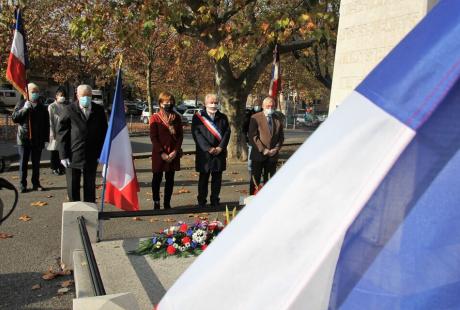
[150, 92, 184, 209]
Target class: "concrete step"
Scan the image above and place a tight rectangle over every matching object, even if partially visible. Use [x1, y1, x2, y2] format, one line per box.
[73, 238, 195, 310]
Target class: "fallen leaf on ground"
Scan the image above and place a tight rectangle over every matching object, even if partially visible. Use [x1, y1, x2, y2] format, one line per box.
[146, 192, 153, 196]
[188, 214, 195, 217]
[46, 195, 54, 198]
[96, 185, 103, 190]
[42, 268, 71, 280]
[230, 171, 239, 175]
[31, 201, 47, 207]
[236, 189, 248, 194]
[31, 284, 41, 290]
[132, 217, 142, 221]
[174, 188, 191, 195]
[0, 233, 13, 239]
[60, 280, 74, 288]
[149, 218, 159, 223]
[57, 287, 70, 295]
[18, 214, 32, 222]
[200, 213, 209, 216]
[12, 176, 19, 180]
[199, 216, 208, 220]
[164, 218, 176, 223]
[146, 198, 151, 201]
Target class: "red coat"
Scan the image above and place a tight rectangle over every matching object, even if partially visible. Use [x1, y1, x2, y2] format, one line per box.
[149, 112, 184, 172]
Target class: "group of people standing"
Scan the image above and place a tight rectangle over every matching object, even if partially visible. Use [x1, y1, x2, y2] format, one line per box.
[12, 83, 107, 204]
[151, 93, 284, 209]
[12, 83, 284, 209]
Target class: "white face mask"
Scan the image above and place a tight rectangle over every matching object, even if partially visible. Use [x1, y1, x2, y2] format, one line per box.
[57, 97, 65, 104]
[254, 106, 261, 112]
[264, 108, 274, 116]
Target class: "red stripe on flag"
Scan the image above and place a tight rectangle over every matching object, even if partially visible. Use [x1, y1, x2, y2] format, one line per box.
[6, 53, 27, 97]
[104, 179, 140, 211]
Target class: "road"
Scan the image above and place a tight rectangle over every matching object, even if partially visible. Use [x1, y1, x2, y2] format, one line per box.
[1, 128, 313, 163]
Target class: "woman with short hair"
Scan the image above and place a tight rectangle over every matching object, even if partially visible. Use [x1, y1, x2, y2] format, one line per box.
[149, 92, 184, 209]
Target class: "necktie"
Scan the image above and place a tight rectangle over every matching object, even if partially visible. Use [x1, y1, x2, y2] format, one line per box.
[83, 108, 89, 120]
[267, 116, 273, 132]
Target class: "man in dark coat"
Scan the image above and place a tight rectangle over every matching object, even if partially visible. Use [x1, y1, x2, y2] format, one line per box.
[191, 93, 231, 207]
[57, 84, 107, 202]
[248, 97, 284, 195]
[11, 83, 50, 193]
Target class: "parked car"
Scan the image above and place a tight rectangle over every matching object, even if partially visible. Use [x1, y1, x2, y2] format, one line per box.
[140, 106, 188, 125]
[182, 108, 201, 124]
[140, 106, 159, 124]
[125, 101, 142, 116]
[0, 89, 20, 107]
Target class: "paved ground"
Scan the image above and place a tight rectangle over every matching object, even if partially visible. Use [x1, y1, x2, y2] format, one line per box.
[0, 132, 309, 309]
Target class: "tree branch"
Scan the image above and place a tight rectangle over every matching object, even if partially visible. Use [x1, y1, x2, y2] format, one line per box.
[239, 39, 315, 94]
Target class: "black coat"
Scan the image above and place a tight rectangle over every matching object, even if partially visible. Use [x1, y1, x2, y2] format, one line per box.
[191, 110, 231, 173]
[57, 102, 108, 170]
[11, 99, 50, 147]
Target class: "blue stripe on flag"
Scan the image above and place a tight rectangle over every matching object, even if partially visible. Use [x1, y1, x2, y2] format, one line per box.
[330, 77, 460, 309]
[356, 0, 460, 130]
[99, 69, 126, 165]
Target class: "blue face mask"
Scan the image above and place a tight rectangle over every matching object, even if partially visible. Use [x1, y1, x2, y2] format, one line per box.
[79, 96, 91, 108]
[30, 93, 40, 102]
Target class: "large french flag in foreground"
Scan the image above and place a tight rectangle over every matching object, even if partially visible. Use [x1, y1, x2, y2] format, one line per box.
[158, 1, 460, 309]
[99, 69, 139, 211]
[6, 9, 28, 97]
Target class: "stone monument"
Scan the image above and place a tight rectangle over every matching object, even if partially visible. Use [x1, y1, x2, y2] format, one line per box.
[329, 0, 439, 114]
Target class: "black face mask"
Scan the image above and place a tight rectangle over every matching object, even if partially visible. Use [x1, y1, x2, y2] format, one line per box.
[163, 105, 172, 112]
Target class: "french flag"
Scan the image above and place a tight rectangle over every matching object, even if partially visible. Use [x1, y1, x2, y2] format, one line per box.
[6, 8, 28, 97]
[99, 68, 139, 211]
[268, 44, 280, 105]
[156, 1, 460, 309]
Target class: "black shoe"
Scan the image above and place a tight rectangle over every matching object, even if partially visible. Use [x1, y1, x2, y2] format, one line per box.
[59, 169, 66, 175]
[153, 201, 160, 210]
[20, 187, 27, 193]
[163, 203, 171, 209]
[52, 169, 60, 175]
[197, 203, 206, 208]
[33, 185, 46, 191]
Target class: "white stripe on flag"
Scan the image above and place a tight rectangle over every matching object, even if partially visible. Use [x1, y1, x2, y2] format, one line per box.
[157, 91, 415, 310]
[10, 30, 25, 64]
[104, 126, 135, 190]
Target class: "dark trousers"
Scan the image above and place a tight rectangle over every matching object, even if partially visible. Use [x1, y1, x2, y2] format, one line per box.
[50, 150, 64, 171]
[18, 144, 42, 189]
[198, 171, 222, 205]
[250, 159, 277, 195]
[152, 171, 175, 207]
[66, 167, 97, 202]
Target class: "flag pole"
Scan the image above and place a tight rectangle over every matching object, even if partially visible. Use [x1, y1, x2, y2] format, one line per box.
[98, 55, 123, 241]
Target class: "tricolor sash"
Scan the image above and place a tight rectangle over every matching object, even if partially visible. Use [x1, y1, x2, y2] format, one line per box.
[196, 111, 222, 142]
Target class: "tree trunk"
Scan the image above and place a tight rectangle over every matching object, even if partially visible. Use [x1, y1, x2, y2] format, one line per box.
[221, 92, 248, 161]
[146, 59, 153, 113]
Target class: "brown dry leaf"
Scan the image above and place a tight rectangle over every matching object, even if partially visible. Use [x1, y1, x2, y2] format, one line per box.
[0, 232, 13, 239]
[46, 195, 54, 198]
[230, 171, 239, 175]
[237, 189, 248, 194]
[18, 214, 32, 222]
[164, 218, 176, 223]
[174, 188, 191, 195]
[96, 185, 103, 190]
[31, 201, 47, 207]
[199, 216, 208, 220]
[132, 217, 142, 221]
[31, 284, 41, 290]
[146, 198, 151, 201]
[149, 218, 159, 223]
[60, 280, 74, 288]
[12, 176, 19, 180]
[200, 213, 209, 216]
[146, 192, 153, 196]
[188, 214, 195, 217]
[42, 269, 57, 280]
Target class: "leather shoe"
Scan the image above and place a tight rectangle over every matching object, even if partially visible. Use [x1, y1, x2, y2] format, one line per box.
[153, 201, 160, 210]
[33, 185, 46, 191]
[163, 203, 171, 209]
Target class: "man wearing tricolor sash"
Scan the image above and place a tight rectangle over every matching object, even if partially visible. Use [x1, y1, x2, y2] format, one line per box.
[191, 94, 230, 207]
